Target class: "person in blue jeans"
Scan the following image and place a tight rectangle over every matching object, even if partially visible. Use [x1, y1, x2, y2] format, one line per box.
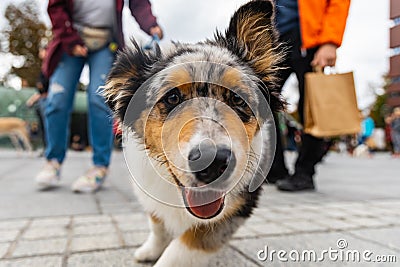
[386, 107, 400, 157]
[36, 0, 163, 193]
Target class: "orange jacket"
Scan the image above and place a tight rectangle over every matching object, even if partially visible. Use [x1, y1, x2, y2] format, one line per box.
[298, 0, 351, 49]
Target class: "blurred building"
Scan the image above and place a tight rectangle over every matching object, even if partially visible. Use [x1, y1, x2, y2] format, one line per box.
[389, 0, 400, 107]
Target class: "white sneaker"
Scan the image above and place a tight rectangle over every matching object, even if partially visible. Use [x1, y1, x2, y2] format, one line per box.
[35, 160, 61, 189]
[71, 166, 107, 193]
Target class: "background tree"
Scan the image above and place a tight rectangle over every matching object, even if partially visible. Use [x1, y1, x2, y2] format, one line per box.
[0, 0, 51, 87]
[370, 75, 390, 128]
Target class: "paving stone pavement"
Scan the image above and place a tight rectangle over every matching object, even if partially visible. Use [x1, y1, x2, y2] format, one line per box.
[0, 150, 399, 266]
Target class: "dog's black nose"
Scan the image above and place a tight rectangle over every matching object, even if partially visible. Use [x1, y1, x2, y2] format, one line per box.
[189, 145, 235, 184]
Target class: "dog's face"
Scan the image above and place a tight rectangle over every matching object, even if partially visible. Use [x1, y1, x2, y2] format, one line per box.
[104, 1, 282, 220]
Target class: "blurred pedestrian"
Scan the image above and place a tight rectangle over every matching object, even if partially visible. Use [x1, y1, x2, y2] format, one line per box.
[26, 93, 45, 152]
[351, 112, 375, 157]
[26, 45, 49, 155]
[36, 45, 50, 97]
[359, 112, 375, 145]
[386, 107, 400, 157]
[267, 0, 351, 191]
[71, 134, 85, 151]
[35, 0, 163, 193]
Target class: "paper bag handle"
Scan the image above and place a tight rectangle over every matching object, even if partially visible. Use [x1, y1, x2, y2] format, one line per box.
[313, 66, 323, 73]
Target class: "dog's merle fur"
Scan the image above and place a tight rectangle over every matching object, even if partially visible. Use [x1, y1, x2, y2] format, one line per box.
[103, 1, 283, 266]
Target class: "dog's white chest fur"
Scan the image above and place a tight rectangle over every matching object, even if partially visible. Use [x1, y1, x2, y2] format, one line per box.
[124, 132, 195, 235]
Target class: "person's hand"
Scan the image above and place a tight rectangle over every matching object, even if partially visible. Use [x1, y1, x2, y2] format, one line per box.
[72, 45, 88, 57]
[311, 43, 338, 68]
[150, 26, 163, 40]
[26, 93, 41, 107]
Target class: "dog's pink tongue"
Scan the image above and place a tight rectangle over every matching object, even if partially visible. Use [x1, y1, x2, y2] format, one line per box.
[185, 189, 224, 219]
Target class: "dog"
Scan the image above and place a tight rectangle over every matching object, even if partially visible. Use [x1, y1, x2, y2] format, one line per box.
[103, 1, 283, 266]
[0, 117, 33, 153]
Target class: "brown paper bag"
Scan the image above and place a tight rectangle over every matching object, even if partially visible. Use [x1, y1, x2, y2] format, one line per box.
[304, 70, 361, 137]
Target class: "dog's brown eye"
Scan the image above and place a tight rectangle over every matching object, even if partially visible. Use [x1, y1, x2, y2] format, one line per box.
[163, 88, 182, 107]
[166, 93, 180, 105]
[231, 93, 245, 106]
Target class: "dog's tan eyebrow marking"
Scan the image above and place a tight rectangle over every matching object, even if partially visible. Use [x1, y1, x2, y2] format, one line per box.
[152, 68, 193, 103]
[152, 83, 191, 105]
[219, 68, 257, 104]
[220, 68, 245, 89]
[167, 68, 192, 87]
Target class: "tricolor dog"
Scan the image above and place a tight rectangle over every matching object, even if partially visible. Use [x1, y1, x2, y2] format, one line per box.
[0, 117, 32, 153]
[103, 1, 283, 266]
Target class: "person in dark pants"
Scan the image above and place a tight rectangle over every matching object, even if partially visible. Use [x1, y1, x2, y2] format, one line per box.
[267, 0, 351, 191]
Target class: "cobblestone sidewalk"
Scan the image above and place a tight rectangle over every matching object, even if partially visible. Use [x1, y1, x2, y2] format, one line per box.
[1, 199, 399, 266]
[0, 151, 399, 266]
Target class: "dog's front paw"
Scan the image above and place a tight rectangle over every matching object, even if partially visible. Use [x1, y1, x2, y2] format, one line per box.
[153, 239, 211, 267]
[134, 238, 165, 262]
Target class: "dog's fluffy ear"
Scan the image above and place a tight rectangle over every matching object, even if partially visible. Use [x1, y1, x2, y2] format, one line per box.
[220, 0, 281, 80]
[216, 0, 284, 111]
[102, 39, 160, 124]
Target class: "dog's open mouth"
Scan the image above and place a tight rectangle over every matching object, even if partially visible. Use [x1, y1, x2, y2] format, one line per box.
[182, 187, 225, 219]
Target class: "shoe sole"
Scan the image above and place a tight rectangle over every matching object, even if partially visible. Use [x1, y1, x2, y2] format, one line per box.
[72, 187, 96, 193]
[71, 176, 105, 194]
[72, 184, 103, 194]
[277, 186, 315, 192]
[36, 180, 60, 190]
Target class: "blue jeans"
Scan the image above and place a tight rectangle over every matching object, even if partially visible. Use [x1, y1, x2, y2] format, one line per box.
[44, 47, 114, 167]
[392, 129, 400, 153]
